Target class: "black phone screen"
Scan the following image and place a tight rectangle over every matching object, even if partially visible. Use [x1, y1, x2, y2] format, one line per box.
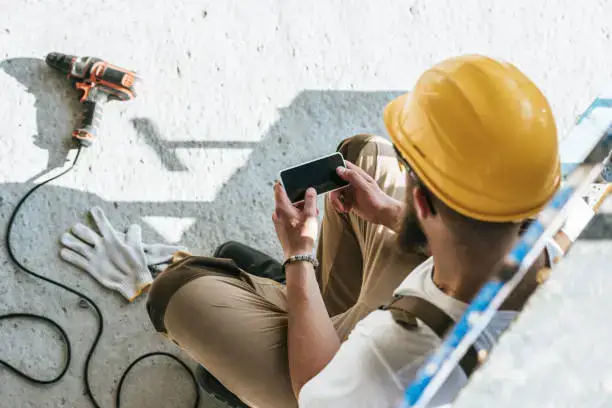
[280, 153, 349, 203]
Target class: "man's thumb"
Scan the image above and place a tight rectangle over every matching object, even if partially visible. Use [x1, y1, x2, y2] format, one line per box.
[337, 167, 366, 187]
[303, 187, 317, 216]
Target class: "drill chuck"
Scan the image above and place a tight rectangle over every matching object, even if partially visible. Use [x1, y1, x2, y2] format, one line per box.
[46, 52, 75, 75]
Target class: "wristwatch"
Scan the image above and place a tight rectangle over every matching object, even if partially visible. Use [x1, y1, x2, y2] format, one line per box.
[283, 254, 319, 269]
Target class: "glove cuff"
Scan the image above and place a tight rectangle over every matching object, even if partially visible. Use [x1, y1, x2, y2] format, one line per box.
[116, 281, 152, 302]
[131, 267, 153, 302]
[135, 267, 153, 288]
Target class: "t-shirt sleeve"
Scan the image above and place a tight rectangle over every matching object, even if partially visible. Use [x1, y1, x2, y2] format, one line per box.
[298, 310, 468, 408]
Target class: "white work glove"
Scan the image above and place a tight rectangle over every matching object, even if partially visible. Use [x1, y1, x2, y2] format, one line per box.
[143, 242, 189, 268]
[59, 207, 186, 301]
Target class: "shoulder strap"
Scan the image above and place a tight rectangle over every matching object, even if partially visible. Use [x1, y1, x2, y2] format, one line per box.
[385, 295, 479, 377]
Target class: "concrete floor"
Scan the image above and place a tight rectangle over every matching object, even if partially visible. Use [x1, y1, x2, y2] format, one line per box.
[0, 1, 611, 407]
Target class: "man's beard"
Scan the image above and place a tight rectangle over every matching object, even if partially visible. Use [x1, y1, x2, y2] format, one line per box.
[397, 208, 428, 254]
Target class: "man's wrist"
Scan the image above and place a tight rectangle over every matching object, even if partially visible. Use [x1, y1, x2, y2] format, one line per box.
[381, 198, 405, 233]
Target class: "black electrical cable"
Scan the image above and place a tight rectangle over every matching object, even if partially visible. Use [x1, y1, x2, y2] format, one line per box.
[0, 313, 71, 384]
[1, 146, 200, 408]
[116, 352, 200, 408]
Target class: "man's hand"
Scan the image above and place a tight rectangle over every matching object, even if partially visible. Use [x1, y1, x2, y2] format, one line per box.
[330, 161, 405, 232]
[273, 182, 319, 259]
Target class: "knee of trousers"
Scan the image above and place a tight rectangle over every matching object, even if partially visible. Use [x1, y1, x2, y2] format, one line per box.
[146, 256, 242, 335]
[336, 133, 390, 166]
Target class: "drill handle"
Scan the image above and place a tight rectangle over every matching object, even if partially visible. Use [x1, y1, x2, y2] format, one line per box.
[73, 98, 104, 147]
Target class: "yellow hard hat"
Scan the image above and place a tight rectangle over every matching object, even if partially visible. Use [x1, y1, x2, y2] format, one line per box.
[384, 55, 560, 222]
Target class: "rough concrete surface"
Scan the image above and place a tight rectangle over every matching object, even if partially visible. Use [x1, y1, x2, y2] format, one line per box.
[0, 1, 611, 407]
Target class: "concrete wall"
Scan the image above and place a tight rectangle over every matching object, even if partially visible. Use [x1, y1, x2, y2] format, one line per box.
[1, 1, 611, 407]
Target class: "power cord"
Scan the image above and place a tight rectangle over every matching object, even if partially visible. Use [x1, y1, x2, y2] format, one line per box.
[1, 146, 200, 408]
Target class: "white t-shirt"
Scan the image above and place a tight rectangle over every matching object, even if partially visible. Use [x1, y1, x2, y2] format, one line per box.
[298, 257, 518, 408]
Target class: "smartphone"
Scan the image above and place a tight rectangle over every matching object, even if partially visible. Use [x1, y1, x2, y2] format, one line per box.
[279, 152, 349, 204]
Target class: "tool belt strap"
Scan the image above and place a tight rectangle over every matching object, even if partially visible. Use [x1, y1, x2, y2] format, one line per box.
[384, 295, 479, 377]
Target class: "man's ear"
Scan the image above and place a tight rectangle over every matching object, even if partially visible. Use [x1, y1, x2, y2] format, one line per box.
[412, 186, 433, 220]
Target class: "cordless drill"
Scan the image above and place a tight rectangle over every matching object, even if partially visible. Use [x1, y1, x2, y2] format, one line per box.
[46, 52, 138, 147]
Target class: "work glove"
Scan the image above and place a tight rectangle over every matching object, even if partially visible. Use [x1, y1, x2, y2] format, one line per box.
[59, 207, 186, 301]
[85, 208, 188, 269]
[143, 242, 190, 269]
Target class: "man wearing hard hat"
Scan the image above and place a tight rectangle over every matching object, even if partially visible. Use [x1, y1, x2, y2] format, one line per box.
[147, 55, 563, 407]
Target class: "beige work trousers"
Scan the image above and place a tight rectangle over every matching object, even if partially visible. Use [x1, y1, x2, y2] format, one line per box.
[146, 134, 427, 408]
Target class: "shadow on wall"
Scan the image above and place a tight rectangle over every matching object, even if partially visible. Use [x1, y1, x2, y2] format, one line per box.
[0, 58, 83, 182]
[0, 58, 609, 261]
[0, 57, 411, 257]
